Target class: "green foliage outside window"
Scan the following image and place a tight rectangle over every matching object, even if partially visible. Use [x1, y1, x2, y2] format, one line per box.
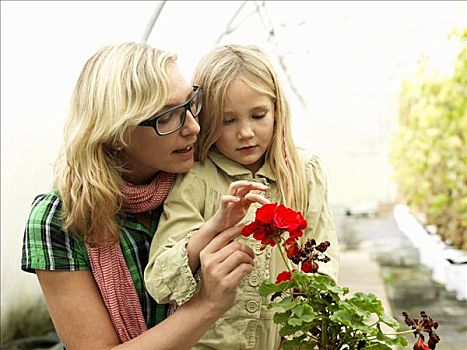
[390, 29, 467, 250]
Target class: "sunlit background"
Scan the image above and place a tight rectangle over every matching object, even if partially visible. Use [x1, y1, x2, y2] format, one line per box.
[1, 0, 466, 330]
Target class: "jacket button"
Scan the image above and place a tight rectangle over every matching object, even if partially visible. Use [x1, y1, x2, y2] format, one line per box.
[248, 274, 260, 287]
[253, 243, 262, 255]
[246, 300, 259, 313]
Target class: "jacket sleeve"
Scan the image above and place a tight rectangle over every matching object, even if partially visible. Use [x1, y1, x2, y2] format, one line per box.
[302, 153, 340, 282]
[144, 170, 207, 306]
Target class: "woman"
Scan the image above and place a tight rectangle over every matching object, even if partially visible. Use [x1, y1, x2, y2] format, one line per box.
[21, 42, 255, 350]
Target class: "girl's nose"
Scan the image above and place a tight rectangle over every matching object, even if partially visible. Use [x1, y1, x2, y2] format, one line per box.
[181, 111, 200, 137]
[238, 123, 254, 139]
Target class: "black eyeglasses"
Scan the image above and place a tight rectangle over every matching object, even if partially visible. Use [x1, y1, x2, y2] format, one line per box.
[139, 86, 202, 136]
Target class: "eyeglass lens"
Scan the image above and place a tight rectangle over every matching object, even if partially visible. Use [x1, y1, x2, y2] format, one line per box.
[156, 89, 202, 135]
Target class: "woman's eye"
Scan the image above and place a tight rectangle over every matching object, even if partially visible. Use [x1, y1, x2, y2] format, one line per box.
[157, 112, 177, 125]
[252, 114, 266, 119]
[157, 116, 171, 125]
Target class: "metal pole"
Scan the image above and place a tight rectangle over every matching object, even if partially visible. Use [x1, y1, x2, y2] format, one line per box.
[141, 0, 167, 42]
[254, 1, 310, 115]
[214, 1, 248, 45]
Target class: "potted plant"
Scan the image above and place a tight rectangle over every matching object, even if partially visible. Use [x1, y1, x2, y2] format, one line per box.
[241, 203, 440, 350]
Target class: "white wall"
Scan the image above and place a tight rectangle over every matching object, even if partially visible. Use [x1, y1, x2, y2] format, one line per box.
[2, 0, 465, 322]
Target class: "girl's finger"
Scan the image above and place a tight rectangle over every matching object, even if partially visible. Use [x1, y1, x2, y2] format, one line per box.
[228, 181, 268, 196]
[227, 181, 252, 195]
[244, 193, 270, 205]
[219, 195, 240, 209]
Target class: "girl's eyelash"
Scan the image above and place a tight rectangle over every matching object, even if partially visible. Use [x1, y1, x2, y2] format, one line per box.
[222, 114, 266, 124]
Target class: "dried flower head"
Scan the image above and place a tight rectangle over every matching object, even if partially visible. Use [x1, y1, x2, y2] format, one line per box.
[403, 311, 440, 349]
[283, 238, 331, 273]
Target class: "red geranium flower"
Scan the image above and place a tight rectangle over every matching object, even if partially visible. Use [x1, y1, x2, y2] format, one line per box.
[252, 225, 277, 248]
[284, 241, 301, 260]
[273, 204, 307, 233]
[256, 203, 277, 224]
[241, 203, 308, 248]
[413, 337, 430, 350]
[301, 259, 319, 273]
[275, 270, 293, 284]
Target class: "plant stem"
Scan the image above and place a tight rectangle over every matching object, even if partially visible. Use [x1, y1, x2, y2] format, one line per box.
[384, 329, 417, 336]
[321, 318, 328, 347]
[277, 243, 292, 273]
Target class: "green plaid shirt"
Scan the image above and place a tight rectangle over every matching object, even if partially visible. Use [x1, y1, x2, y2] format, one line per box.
[21, 191, 168, 328]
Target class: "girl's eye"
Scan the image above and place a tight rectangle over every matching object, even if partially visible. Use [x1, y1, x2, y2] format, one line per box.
[252, 114, 266, 119]
[223, 118, 235, 125]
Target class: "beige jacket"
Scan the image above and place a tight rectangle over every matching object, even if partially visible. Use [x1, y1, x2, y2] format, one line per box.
[145, 149, 339, 350]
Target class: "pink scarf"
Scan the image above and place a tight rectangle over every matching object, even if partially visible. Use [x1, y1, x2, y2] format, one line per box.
[86, 172, 175, 343]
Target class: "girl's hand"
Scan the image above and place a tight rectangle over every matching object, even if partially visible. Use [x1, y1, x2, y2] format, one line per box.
[210, 181, 269, 233]
[186, 181, 268, 274]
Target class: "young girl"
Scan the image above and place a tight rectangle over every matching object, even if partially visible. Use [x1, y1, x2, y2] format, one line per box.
[144, 45, 339, 350]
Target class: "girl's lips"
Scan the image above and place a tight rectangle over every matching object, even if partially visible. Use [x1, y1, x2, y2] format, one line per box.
[237, 145, 257, 152]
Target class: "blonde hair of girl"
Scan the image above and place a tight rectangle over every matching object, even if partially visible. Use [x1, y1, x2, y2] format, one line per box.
[54, 42, 176, 244]
[192, 44, 308, 214]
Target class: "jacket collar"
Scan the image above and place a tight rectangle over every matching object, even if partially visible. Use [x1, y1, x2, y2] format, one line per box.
[207, 150, 276, 182]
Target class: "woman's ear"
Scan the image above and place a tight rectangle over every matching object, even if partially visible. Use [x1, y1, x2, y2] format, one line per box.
[105, 142, 123, 153]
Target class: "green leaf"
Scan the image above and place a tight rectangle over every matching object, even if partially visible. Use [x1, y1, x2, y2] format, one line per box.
[269, 296, 297, 311]
[347, 292, 384, 315]
[281, 334, 317, 350]
[330, 309, 354, 326]
[300, 304, 316, 322]
[282, 341, 298, 350]
[299, 342, 317, 350]
[258, 281, 284, 296]
[273, 310, 292, 324]
[279, 323, 300, 337]
[288, 317, 302, 326]
[292, 304, 306, 317]
[379, 313, 400, 329]
[375, 331, 409, 346]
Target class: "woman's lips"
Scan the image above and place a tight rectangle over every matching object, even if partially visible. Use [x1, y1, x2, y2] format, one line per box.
[173, 146, 193, 153]
[173, 146, 194, 160]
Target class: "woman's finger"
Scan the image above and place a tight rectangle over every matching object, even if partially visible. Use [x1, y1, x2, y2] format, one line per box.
[223, 263, 254, 288]
[215, 248, 255, 276]
[209, 239, 255, 264]
[201, 226, 243, 255]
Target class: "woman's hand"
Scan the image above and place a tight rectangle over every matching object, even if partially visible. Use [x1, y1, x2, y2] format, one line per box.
[197, 225, 255, 315]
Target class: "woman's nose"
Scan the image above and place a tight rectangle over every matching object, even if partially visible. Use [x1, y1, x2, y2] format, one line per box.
[181, 110, 200, 136]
